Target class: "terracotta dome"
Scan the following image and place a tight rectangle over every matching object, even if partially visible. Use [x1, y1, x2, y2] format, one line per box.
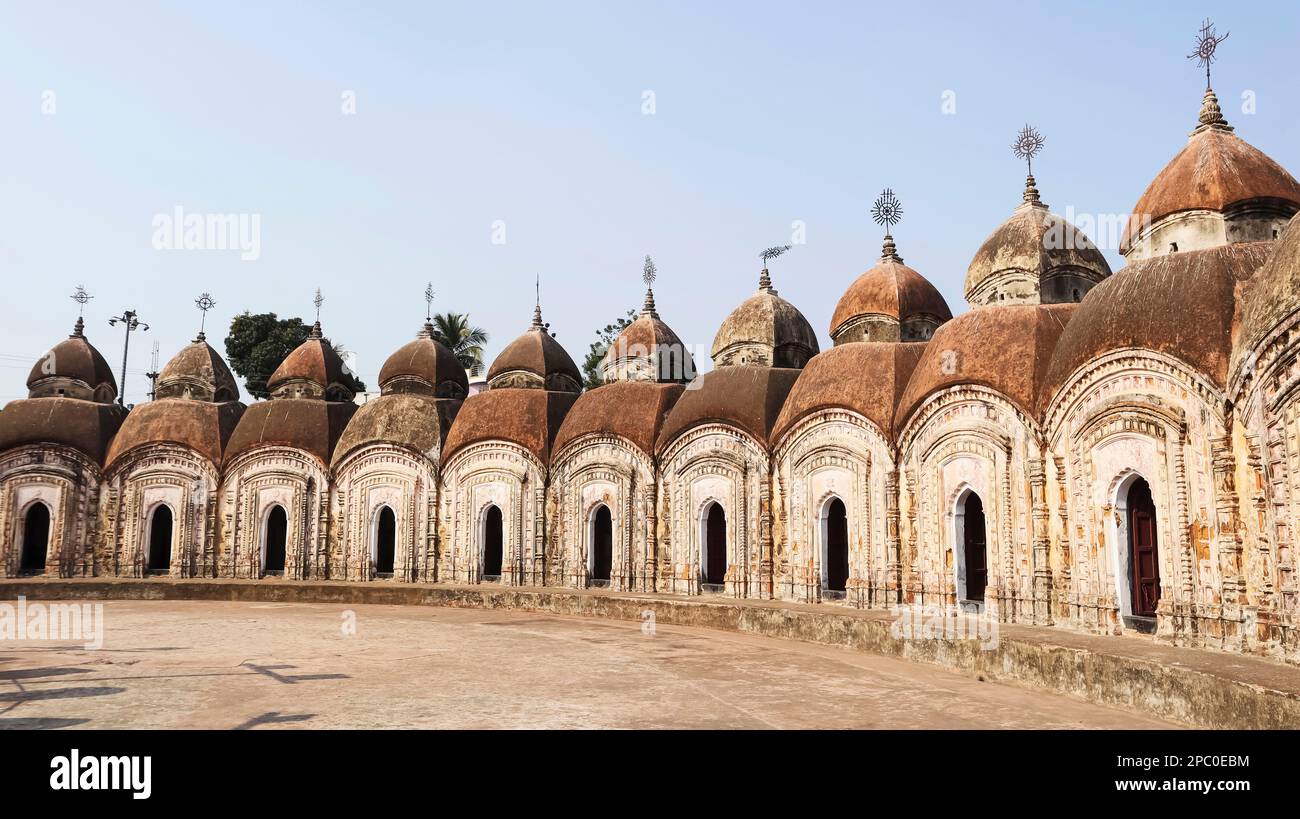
[0, 397, 127, 465]
[896, 303, 1077, 430]
[600, 288, 695, 384]
[377, 324, 469, 399]
[224, 399, 357, 466]
[553, 380, 685, 457]
[26, 318, 118, 403]
[1121, 91, 1300, 257]
[1234, 214, 1300, 381]
[486, 306, 582, 393]
[105, 399, 244, 470]
[965, 183, 1112, 306]
[831, 237, 952, 343]
[155, 337, 240, 402]
[332, 393, 462, 469]
[442, 388, 577, 464]
[1046, 242, 1273, 403]
[656, 366, 801, 453]
[712, 269, 819, 369]
[771, 342, 927, 444]
[266, 322, 357, 401]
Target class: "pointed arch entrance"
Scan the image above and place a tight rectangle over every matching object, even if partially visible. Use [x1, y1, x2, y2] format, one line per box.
[1126, 477, 1160, 618]
[147, 505, 173, 574]
[702, 502, 727, 587]
[955, 489, 987, 603]
[375, 506, 396, 576]
[589, 504, 612, 585]
[20, 502, 51, 575]
[263, 505, 287, 576]
[482, 505, 503, 580]
[822, 497, 849, 593]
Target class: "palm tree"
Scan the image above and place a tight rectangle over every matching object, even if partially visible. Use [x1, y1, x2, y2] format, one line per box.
[430, 312, 489, 376]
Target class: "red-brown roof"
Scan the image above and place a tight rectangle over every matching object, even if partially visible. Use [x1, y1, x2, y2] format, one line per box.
[553, 381, 685, 457]
[332, 393, 461, 468]
[656, 366, 801, 453]
[0, 398, 128, 465]
[223, 399, 357, 466]
[831, 260, 951, 336]
[442, 388, 577, 465]
[105, 398, 245, 470]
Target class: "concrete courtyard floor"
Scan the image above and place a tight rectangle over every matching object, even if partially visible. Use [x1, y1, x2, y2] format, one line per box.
[0, 599, 1175, 729]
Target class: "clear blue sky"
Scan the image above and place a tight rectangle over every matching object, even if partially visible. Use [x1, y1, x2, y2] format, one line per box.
[2, 1, 1297, 404]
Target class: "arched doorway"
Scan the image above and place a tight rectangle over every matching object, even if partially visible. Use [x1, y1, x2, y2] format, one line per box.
[589, 504, 612, 585]
[264, 505, 287, 575]
[147, 505, 173, 574]
[1126, 477, 1160, 618]
[703, 502, 727, 587]
[482, 505, 503, 579]
[960, 491, 987, 602]
[20, 502, 50, 575]
[375, 506, 396, 576]
[823, 498, 849, 593]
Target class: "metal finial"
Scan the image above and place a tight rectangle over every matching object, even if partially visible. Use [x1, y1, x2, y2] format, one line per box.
[760, 245, 791, 266]
[424, 282, 435, 323]
[313, 288, 324, 322]
[871, 189, 903, 234]
[194, 292, 217, 341]
[642, 255, 657, 288]
[1011, 124, 1045, 175]
[1188, 18, 1228, 90]
[531, 274, 544, 329]
[71, 285, 93, 316]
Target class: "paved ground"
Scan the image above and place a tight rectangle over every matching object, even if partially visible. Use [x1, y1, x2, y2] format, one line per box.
[0, 600, 1175, 729]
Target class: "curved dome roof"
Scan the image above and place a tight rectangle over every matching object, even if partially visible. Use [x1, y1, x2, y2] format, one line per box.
[712, 270, 819, 369]
[896, 303, 1077, 430]
[0, 397, 127, 465]
[105, 398, 244, 470]
[1121, 94, 1300, 254]
[1046, 242, 1273, 402]
[155, 338, 240, 402]
[656, 366, 801, 453]
[600, 290, 695, 383]
[1234, 214, 1300, 380]
[553, 380, 685, 457]
[487, 306, 582, 393]
[224, 399, 357, 466]
[332, 393, 461, 469]
[27, 318, 118, 402]
[266, 322, 356, 400]
[772, 342, 927, 445]
[442, 388, 577, 464]
[965, 189, 1112, 304]
[377, 324, 469, 398]
[831, 241, 951, 340]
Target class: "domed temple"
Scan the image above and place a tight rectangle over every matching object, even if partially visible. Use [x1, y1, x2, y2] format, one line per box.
[6, 34, 1300, 664]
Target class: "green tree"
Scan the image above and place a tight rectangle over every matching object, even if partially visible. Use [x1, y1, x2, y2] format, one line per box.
[224, 311, 365, 399]
[582, 310, 636, 390]
[429, 312, 489, 376]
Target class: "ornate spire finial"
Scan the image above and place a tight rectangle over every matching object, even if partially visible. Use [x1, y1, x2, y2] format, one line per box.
[1011, 125, 1046, 206]
[309, 288, 324, 339]
[194, 292, 217, 342]
[531, 274, 544, 329]
[871, 189, 904, 261]
[759, 245, 790, 293]
[642, 255, 659, 315]
[70, 285, 92, 336]
[1189, 19, 1232, 132]
[424, 282, 435, 323]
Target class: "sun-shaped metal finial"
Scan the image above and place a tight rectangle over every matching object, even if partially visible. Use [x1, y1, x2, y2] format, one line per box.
[1188, 18, 1228, 89]
[1012, 124, 1046, 175]
[871, 189, 903, 234]
[643, 255, 657, 288]
[194, 292, 217, 338]
[313, 288, 324, 322]
[71, 285, 93, 316]
[423, 282, 435, 322]
[760, 245, 791, 266]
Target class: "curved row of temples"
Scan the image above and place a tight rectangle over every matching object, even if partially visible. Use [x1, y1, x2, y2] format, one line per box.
[5, 66, 1300, 664]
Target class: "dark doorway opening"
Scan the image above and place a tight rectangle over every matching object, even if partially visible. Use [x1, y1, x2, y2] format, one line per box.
[1127, 477, 1160, 618]
[590, 505, 612, 584]
[962, 492, 987, 602]
[825, 498, 849, 592]
[483, 505, 503, 579]
[264, 505, 287, 575]
[20, 503, 50, 575]
[704, 503, 727, 586]
[375, 506, 396, 576]
[147, 505, 173, 574]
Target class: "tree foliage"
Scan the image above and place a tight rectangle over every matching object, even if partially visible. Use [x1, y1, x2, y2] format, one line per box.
[582, 309, 636, 390]
[429, 312, 489, 376]
[224, 311, 365, 399]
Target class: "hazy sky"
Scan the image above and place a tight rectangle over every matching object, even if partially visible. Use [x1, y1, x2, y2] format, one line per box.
[2, 1, 1297, 404]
